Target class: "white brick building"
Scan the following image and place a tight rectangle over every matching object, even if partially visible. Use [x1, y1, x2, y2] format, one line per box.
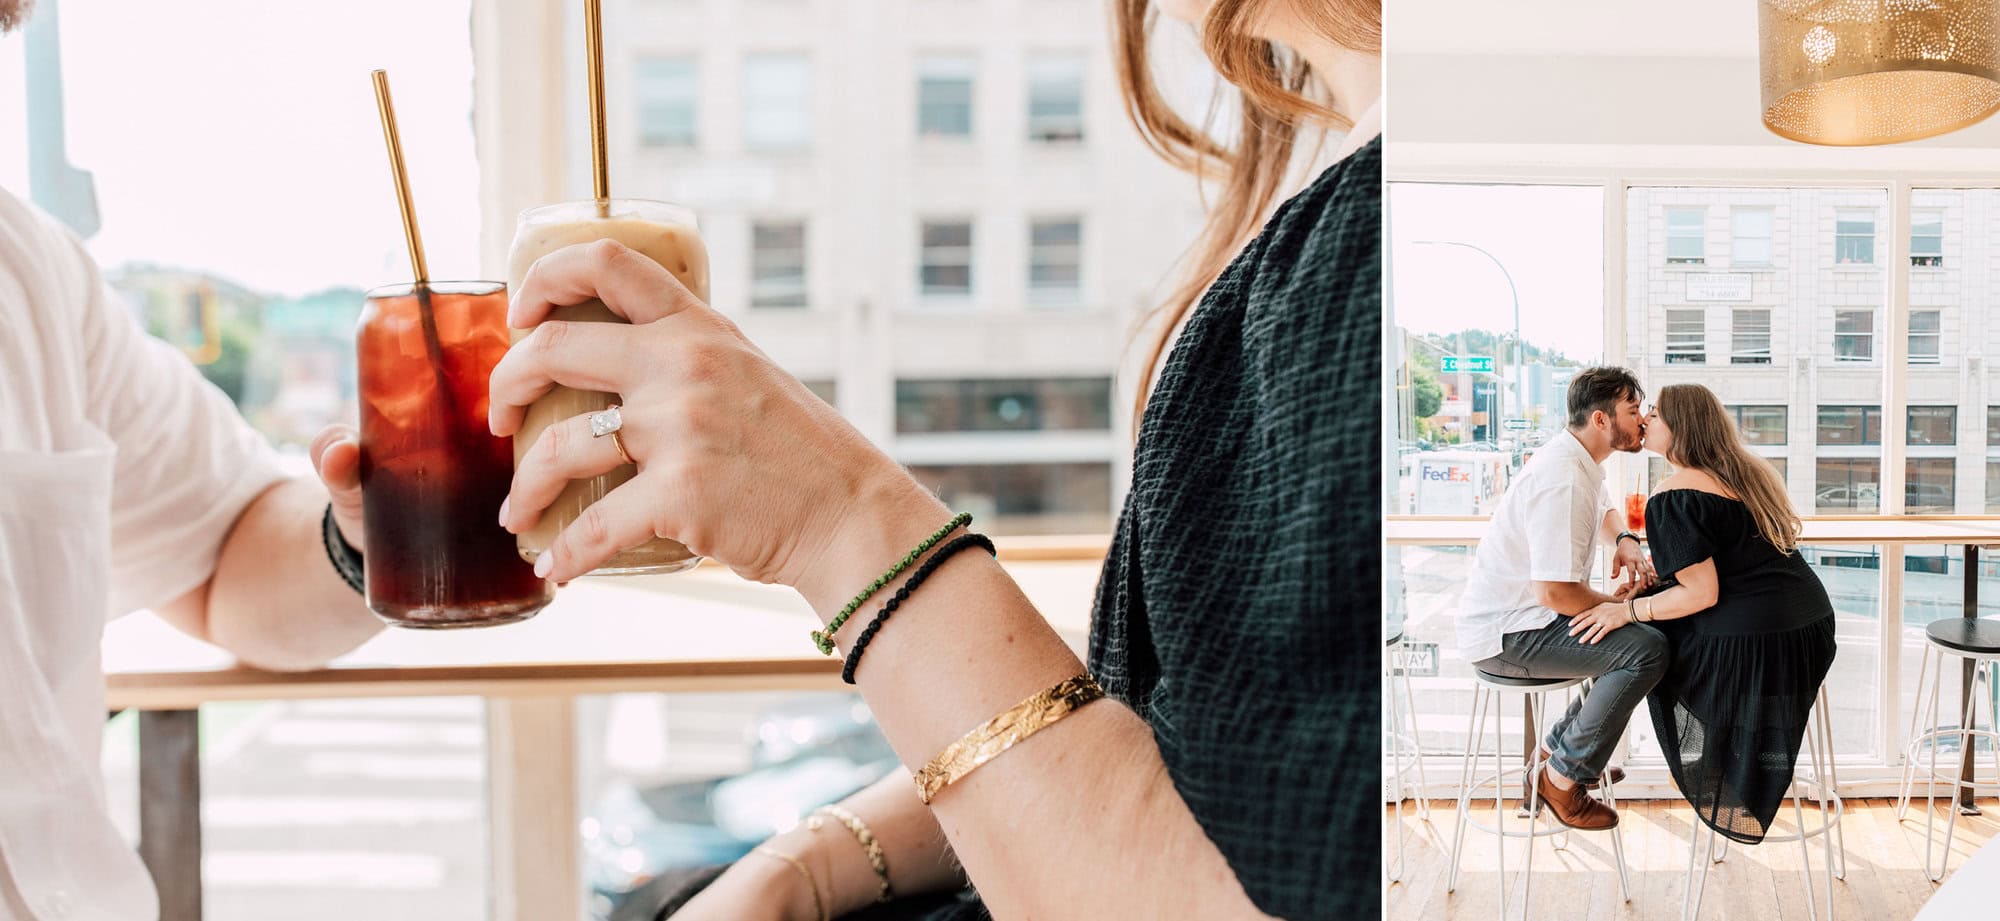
[1625, 186, 1999, 514]
[587, 0, 1212, 533]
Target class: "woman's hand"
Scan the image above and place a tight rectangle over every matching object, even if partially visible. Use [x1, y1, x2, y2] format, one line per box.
[489, 239, 942, 588]
[1567, 600, 1634, 645]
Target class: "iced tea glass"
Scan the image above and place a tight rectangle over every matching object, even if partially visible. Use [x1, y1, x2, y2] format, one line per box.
[506, 199, 711, 575]
[357, 281, 553, 627]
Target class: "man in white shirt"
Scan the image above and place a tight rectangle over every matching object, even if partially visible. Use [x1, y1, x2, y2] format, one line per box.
[1457, 367, 1664, 831]
[2, 7, 384, 911]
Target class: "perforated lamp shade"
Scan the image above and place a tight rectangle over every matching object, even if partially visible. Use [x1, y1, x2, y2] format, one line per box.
[1760, 0, 2000, 145]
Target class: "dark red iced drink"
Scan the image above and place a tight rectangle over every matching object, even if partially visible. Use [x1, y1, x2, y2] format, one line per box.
[357, 281, 551, 627]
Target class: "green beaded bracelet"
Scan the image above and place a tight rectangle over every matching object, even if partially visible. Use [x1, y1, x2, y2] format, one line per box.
[812, 512, 972, 655]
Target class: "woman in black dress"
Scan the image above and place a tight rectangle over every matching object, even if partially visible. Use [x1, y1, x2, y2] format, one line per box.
[1568, 383, 1837, 843]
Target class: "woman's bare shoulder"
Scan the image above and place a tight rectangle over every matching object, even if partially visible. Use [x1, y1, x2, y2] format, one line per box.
[1656, 467, 1735, 499]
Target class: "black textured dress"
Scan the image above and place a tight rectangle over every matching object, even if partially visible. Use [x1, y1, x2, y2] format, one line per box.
[635, 140, 1378, 921]
[1643, 489, 1838, 844]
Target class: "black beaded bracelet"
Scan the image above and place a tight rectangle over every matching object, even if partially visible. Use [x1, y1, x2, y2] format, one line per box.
[841, 532, 996, 684]
[322, 504, 366, 596]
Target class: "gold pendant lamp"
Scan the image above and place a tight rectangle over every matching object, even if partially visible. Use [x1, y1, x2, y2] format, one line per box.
[1760, 0, 2000, 145]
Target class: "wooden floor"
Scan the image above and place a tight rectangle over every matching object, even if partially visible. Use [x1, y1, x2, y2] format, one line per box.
[1385, 798, 1998, 920]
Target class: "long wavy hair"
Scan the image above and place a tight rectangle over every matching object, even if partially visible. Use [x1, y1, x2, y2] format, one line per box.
[1113, 0, 1381, 420]
[1656, 383, 1802, 555]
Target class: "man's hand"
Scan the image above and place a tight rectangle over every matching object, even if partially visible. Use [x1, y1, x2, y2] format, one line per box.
[310, 425, 365, 550]
[1568, 601, 1634, 645]
[1610, 538, 1654, 592]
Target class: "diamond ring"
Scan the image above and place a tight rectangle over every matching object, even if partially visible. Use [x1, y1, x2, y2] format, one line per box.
[589, 405, 636, 466]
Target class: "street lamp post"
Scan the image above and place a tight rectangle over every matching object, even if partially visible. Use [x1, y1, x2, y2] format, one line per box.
[1417, 240, 1520, 445]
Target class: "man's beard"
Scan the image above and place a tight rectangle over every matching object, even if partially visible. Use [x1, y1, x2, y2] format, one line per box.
[1613, 423, 1645, 453]
[0, 0, 35, 34]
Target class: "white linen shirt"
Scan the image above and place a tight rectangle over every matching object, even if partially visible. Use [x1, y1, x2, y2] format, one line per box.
[0, 189, 284, 921]
[1456, 431, 1619, 663]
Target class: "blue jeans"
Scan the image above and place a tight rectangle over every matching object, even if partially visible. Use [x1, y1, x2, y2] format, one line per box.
[1474, 616, 1669, 785]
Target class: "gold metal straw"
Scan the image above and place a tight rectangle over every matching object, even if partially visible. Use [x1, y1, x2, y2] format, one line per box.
[372, 69, 429, 285]
[585, 0, 610, 216]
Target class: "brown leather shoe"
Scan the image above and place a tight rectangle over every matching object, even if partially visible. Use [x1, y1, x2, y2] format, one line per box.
[1540, 747, 1625, 788]
[1535, 768, 1619, 830]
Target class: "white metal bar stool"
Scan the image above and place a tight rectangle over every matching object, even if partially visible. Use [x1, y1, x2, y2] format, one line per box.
[1683, 684, 1846, 921]
[1386, 631, 1431, 882]
[1448, 670, 1631, 920]
[1895, 617, 2000, 882]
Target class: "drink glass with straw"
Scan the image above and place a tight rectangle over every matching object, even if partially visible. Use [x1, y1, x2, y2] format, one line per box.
[354, 69, 551, 627]
[504, 0, 714, 575]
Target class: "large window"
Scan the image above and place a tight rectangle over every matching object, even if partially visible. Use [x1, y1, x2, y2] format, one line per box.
[637, 56, 699, 147]
[1911, 210, 1944, 266]
[1664, 308, 1705, 363]
[1025, 54, 1085, 143]
[1730, 308, 1771, 364]
[741, 53, 811, 151]
[1729, 404, 1787, 444]
[1731, 207, 1773, 266]
[1817, 458, 1882, 511]
[907, 463, 1112, 534]
[1834, 309, 1875, 361]
[1909, 309, 1941, 364]
[1388, 183, 1606, 502]
[1665, 207, 1705, 264]
[917, 55, 976, 138]
[919, 220, 974, 299]
[749, 221, 807, 309]
[1819, 405, 1883, 445]
[1908, 405, 1957, 446]
[895, 378, 1113, 433]
[1027, 217, 1082, 303]
[1836, 208, 1877, 264]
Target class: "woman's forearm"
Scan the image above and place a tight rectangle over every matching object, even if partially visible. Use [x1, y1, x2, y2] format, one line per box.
[1641, 583, 1706, 622]
[792, 488, 1269, 920]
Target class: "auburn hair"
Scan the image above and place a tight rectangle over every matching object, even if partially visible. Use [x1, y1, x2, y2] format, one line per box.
[1113, 0, 1381, 421]
[1656, 383, 1802, 555]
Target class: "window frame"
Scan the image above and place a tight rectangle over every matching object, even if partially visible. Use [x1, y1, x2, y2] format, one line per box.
[1833, 308, 1875, 363]
[918, 218, 976, 302]
[1664, 206, 1706, 264]
[1730, 307, 1772, 364]
[916, 54, 977, 140]
[1380, 168, 2000, 787]
[1663, 307, 1706, 364]
[1730, 206, 1774, 266]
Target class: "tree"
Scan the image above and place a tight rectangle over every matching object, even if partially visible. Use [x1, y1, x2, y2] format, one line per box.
[1411, 364, 1443, 418]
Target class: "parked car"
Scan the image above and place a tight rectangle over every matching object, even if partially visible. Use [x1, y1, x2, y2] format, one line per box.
[584, 695, 898, 920]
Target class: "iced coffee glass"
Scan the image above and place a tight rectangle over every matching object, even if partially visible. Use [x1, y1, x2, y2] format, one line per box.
[506, 199, 711, 575]
[357, 281, 553, 626]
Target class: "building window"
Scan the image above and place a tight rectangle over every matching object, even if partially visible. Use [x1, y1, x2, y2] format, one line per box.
[1665, 208, 1705, 264]
[919, 220, 974, 299]
[1835, 209, 1876, 264]
[917, 56, 976, 138]
[1908, 405, 1957, 446]
[1025, 54, 1084, 143]
[1833, 309, 1873, 361]
[1909, 309, 1941, 365]
[1731, 208, 1773, 266]
[1908, 459, 1956, 513]
[1986, 462, 2000, 513]
[1911, 210, 1944, 267]
[1817, 405, 1881, 446]
[1815, 458, 1881, 512]
[742, 53, 811, 150]
[1027, 218, 1082, 303]
[1989, 406, 2000, 446]
[1728, 405, 1787, 445]
[637, 57, 698, 147]
[1665, 308, 1705, 363]
[904, 462, 1113, 536]
[750, 221, 807, 308]
[800, 379, 837, 408]
[895, 378, 1113, 433]
[1730, 308, 1771, 364]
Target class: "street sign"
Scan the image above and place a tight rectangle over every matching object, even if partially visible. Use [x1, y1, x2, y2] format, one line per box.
[1503, 418, 1531, 431]
[1442, 355, 1494, 373]
[1391, 642, 1440, 678]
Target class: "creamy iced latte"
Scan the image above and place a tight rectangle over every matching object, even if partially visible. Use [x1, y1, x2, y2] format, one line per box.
[505, 199, 711, 574]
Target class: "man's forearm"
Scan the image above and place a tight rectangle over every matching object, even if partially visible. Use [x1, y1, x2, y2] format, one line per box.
[203, 478, 382, 670]
[1537, 580, 1616, 616]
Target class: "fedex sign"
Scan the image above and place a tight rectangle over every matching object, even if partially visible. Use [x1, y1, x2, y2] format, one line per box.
[1421, 465, 1473, 483]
